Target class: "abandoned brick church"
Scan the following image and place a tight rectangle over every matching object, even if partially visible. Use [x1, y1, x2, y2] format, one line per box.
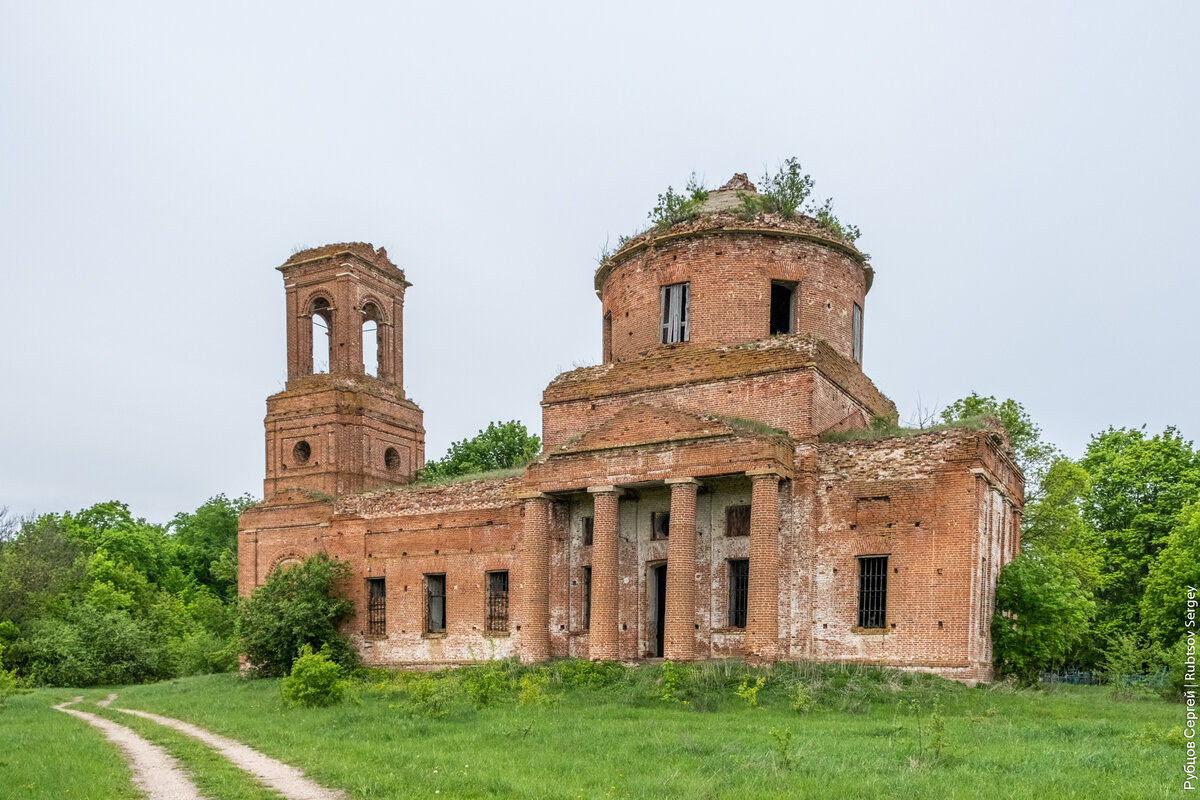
[237, 175, 1023, 683]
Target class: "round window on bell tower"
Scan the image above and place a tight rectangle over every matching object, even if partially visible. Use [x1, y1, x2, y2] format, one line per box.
[293, 440, 312, 465]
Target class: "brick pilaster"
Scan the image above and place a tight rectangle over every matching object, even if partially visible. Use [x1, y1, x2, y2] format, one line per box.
[519, 495, 551, 663]
[664, 478, 698, 661]
[589, 487, 621, 661]
[746, 472, 780, 660]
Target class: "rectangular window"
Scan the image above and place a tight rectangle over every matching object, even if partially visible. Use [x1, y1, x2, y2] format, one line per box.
[728, 559, 749, 628]
[581, 566, 592, 630]
[425, 573, 446, 634]
[366, 577, 386, 637]
[770, 281, 795, 335]
[659, 282, 690, 344]
[726, 504, 751, 537]
[485, 570, 509, 632]
[857, 556, 888, 629]
[581, 515, 594, 546]
[852, 302, 863, 363]
[650, 511, 670, 540]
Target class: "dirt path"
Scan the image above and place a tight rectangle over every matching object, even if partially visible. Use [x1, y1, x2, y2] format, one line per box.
[53, 698, 206, 800]
[116, 706, 346, 800]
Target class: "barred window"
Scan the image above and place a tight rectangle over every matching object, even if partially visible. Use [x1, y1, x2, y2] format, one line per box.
[425, 573, 446, 634]
[485, 570, 509, 632]
[366, 577, 386, 637]
[728, 559, 749, 628]
[659, 282, 690, 344]
[581, 566, 592, 630]
[581, 516, 594, 546]
[726, 504, 750, 537]
[651, 511, 670, 540]
[857, 556, 888, 629]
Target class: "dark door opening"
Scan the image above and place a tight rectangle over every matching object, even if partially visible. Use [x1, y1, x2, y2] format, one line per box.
[770, 282, 794, 335]
[650, 563, 667, 657]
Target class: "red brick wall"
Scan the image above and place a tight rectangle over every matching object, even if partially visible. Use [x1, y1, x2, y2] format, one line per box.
[599, 230, 869, 364]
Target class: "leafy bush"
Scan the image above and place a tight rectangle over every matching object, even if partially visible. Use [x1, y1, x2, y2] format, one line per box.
[660, 659, 684, 702]
[23, 602, 165, 686]
[734, 158, 862, 246]
[0, 644, 18, 706]
[462, 661, 513, 708]
[649, 173, 709, 230]
[557, 658, 624, 688]
[405, 675, 453, 719]
[517, 671, 550, 707]
[239, 553, 356, 677]
[735, 676, 765, 707]
[768, 727, 795, 771]
[281, 644, 346, 707]
[789, 681, 813, 714]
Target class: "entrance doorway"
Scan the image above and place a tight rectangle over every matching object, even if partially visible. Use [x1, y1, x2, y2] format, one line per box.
[649, 563, 667, 657]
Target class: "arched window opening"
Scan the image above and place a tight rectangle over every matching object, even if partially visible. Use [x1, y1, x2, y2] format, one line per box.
[310, 297, 332, 374]
[361, 303, 381, 377]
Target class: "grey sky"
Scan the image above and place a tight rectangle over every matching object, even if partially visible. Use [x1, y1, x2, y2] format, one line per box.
[2, 2, 1197, 524]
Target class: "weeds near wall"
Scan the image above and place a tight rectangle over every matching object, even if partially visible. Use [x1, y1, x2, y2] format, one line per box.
[735, 676, 765, 707]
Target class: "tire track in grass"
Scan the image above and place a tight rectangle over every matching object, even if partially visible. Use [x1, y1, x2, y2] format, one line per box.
[90, 701, 286, 800]
[115, 706, 346, 800]
[53, 697, 206, 800]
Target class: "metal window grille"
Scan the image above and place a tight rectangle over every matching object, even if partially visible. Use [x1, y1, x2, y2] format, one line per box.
[485, 571, 509, 632]
[726, 504, 751, 537]
[852, 303, 863, 363]
[659, 282, 690, 344]
[651, 511, 670, 540]
[582, 516, 594, 546]
[425, 574, 446, 633]
[582, 566, 592, 629]
[858, 556, 888, 629]
[728, 559, 749, 628]
[366, 578, 386, 637]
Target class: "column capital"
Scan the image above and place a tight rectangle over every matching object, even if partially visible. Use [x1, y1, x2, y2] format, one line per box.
[516, 491, 554, 501]
[587, 485, 624, 496]
[747, 469, 781, 482]
[665, 477, 701, 486]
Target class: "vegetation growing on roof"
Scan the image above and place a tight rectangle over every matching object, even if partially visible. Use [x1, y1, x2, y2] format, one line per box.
[736, 158, 863, 247]
[648, 173, 709, 231]
[601, 158, 867, 265]
[819, 414, 992, 443]
[716, 415, 788, 439]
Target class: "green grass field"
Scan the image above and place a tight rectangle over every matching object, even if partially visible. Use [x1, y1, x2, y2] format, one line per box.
[0, 660, 1187, 799]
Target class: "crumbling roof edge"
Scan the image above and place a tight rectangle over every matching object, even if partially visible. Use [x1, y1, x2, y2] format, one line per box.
[595, 220, 870, 294]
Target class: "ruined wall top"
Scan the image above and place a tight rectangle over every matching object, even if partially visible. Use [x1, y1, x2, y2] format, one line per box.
[281, 242, 402, 278]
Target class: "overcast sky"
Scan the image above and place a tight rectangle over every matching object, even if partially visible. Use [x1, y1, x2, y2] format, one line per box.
[2, 2, 1197, 524]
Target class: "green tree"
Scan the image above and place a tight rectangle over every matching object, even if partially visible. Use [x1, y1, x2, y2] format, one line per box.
[420, 420, 540, 481]
[1140, 501, 1200, 646]
[0, 515, 88, 629]
[1021, 460, 1101, 591]
[992, 550, 1095, 684]
[940, 393, 1059, 491]
[1079, 426, 1200, 642]
[239, 553, 355, 676]
[170, 494, 255, 598]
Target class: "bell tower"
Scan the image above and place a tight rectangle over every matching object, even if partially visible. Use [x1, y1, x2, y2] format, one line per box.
[262, 242, 425, 500]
